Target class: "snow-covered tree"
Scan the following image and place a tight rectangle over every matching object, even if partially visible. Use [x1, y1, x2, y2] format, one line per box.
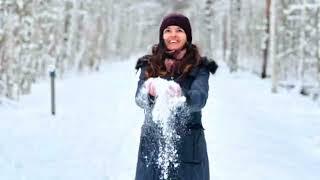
[228, 0, 240, 72]
[1, 0, 319, 103]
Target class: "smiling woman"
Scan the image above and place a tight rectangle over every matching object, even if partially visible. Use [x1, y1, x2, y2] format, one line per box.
[163, 26, 187, 51]
[134, 13, 218, 180]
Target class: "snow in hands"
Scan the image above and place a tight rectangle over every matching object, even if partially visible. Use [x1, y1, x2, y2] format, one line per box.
[143, 77, 186, 180]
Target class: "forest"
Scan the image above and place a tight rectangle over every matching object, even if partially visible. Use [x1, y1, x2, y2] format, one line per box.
[0, 0, 319, 104]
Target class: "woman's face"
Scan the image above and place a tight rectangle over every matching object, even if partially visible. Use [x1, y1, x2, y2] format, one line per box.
[163, 25, 187, 51]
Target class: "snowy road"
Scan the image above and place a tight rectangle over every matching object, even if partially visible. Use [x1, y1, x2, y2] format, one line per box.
[1, 57, 320, 180]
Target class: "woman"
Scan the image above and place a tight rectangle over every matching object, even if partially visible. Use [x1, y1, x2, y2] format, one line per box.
[134, 13, 218, 180]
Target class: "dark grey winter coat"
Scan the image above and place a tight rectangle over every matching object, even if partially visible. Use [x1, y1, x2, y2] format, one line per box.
[134, 55, 218, 180]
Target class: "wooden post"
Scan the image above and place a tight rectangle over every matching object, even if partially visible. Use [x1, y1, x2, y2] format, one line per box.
[50, 70, 56, 115]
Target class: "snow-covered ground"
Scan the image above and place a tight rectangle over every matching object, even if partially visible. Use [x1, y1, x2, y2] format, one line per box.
[0, 56, 320, 180]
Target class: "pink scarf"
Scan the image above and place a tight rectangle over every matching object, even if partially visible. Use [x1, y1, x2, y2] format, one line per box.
[164, 49, 186, 74]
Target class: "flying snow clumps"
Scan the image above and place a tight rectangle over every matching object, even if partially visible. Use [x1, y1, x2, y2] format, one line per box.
[142, 77, 186, 179]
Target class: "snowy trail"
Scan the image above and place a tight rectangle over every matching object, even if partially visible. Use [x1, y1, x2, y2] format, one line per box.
[206, 67, 320, 179]
[1, 57, 320, 180]
[0, 59, 142, 180]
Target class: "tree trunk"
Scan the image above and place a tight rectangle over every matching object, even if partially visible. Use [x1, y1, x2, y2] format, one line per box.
[229, 0, 241, 72]
[262, 0, 271, 78]
[298, 0, 307, 95]
[222, 14, 228, 62]
[316, 7, 320, 99]
[270, 0, 277, 93]
[204, 0, 214, 57]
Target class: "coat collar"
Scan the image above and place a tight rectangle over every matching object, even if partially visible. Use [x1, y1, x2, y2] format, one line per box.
[135, 55, 218, 76]
[188, 57, 218, 77]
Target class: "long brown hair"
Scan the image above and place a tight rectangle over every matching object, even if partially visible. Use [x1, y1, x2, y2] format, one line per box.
[145, 42, 201, 79]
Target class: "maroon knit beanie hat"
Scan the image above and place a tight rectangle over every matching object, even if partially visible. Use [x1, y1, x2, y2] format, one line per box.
[159, 13, 192, 44]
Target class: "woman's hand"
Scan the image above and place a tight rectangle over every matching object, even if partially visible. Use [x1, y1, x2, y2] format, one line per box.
[167, 82, 182, 97]
[145, 78, 157, 97]
[145, 78, 182, 98]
